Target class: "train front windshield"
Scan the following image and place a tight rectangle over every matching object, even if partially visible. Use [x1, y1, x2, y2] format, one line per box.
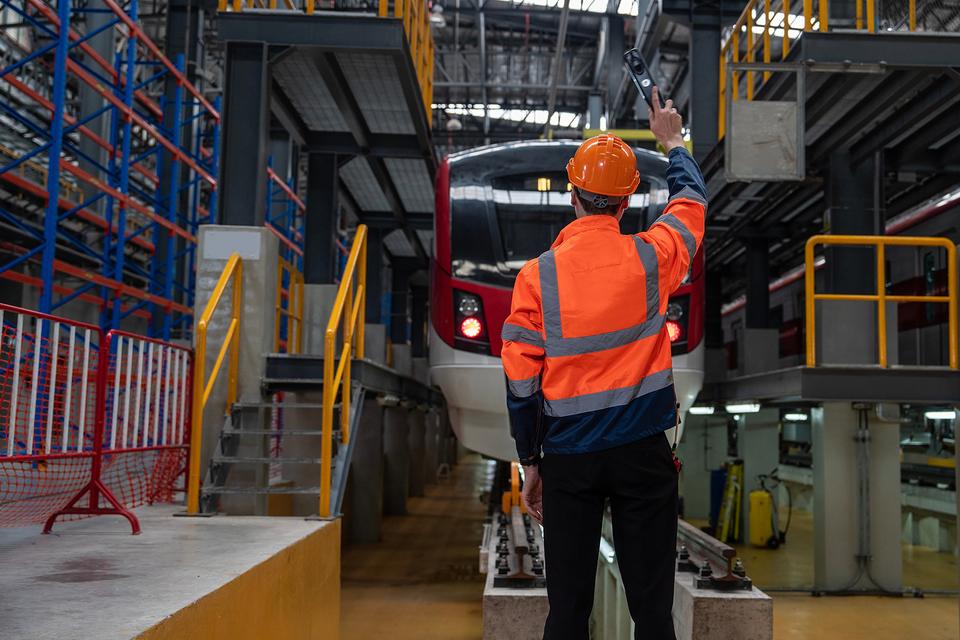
[450, 170, 665, 288]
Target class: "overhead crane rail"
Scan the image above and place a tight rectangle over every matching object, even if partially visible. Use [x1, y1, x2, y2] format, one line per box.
[0, 0, 220, 338]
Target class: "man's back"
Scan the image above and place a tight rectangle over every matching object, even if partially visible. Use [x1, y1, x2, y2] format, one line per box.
[504, 147, 706, 460]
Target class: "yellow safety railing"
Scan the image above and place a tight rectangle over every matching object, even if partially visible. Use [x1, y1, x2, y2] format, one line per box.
[275, 257, 304, 354]
[719, 0, 927, 138]
[320, 225, 367, 517]
[380, 0, 434, 126]
[216, 0, 433, 126]
[186, 253, 243, 514]
[804, 235, 958, 369]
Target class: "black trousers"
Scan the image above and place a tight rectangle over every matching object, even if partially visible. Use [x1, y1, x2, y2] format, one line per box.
[540, 432, 679, 640]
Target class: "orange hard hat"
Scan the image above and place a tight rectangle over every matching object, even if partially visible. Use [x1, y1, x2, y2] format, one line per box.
[566, 134, 640, 197]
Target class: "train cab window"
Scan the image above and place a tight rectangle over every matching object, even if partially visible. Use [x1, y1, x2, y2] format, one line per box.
[451, 170, 660, 287]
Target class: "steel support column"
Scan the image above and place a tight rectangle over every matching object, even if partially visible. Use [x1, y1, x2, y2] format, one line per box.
[826, 151, 883, 294]
[690, 13, 721, 163]
[365, 227, 385, 324]
[219, 42, 270, 226]
[411, 285, 428, 357]
[78, 0, 112, 208]
[745, 237, 770, 329]
[304, 153, 338, 284]
[391, 267, 410, 344]
[705, 270, 723, 348]
[605, 15, 623, 126]
[269, 130, 294, 222]
[157, 0, 205, 335]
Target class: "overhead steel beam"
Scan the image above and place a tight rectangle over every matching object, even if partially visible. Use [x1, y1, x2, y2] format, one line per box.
[218, 13, 405, 50]
[270, 80, 309, 146]
[311, 52, 427, 263]
[303, 131, 425, 158]
[435, 81, 594, 91]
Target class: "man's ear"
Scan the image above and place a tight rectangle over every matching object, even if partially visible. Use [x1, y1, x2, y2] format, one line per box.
[614, 197, 629, 221]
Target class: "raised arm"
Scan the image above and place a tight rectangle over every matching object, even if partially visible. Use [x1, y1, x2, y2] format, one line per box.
[638, 86, 707, 295]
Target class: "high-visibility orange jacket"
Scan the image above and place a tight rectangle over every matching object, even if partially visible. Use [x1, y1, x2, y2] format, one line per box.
[501, 147, 707, 464]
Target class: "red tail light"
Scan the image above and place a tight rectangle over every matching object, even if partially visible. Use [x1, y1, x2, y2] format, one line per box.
[666, 320, 683, 343]
[459, 317, 483, 339]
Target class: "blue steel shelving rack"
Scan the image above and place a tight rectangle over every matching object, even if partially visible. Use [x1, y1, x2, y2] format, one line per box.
[0, 0, 220, 340]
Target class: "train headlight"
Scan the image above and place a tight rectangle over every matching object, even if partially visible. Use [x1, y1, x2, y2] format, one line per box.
[458, 296, 481, 317]
[667, 302, 684, 321]
[460, 317, 483, 339]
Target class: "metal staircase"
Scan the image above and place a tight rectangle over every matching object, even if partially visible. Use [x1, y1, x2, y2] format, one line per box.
[200, 385, 366, 516]
[188, 225, 372, 519]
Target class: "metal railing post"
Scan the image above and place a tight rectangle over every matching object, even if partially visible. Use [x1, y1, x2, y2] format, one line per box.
[876, 242, 887, 367]
[804, 237, 817, 367]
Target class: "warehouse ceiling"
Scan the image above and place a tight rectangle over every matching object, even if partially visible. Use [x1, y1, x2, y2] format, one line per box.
[429, 0, 693, 156]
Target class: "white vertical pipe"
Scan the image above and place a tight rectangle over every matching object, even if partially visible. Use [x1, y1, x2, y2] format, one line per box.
[177, 351, 188, 445]
[132, 341, 145, 448]
[110, 335, 123, 452]
[142, 342, 154, 446]
[76, 329, 91, 453]
[44, 322, 61, 454]
[119, 337, 134, 449]
[62, 325, 76, 452]
[5, 312, 18, 457]
[162, 346, 173, 445]
[151, 346, 164, 445]
[167, 349, 181, 444]
[26, 318, 43, 456]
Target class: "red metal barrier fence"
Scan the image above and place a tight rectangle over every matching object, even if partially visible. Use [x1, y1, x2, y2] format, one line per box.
[0, 304, 192, 534]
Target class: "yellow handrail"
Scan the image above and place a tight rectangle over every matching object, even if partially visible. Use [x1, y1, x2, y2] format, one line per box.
[717, 0, 937, 138]
[275, 257, 304, 354]
[320, 225, 367, 517]
[804, 235, 958, 369]
[186, 253, 243, 514]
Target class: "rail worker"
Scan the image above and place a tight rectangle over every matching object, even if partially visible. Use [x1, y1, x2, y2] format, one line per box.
[500, 87, 706, 640]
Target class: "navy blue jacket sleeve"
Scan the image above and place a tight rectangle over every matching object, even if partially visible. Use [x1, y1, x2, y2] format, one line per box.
[664, 146, 707, 202]
[506, 380, 543, 465]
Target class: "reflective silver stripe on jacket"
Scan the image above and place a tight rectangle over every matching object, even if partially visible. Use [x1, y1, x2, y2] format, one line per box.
[670, 185, 707, 208]
[542, 369, 674, 417]
[507, 375, 541, 398]
[536, 240, 663, 358]
[501, 323, 545, 349]
[538, 250, 563, 341]
[656, 213, 697, 264]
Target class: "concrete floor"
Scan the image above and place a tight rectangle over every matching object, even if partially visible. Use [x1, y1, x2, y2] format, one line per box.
[731, 510, 959, 592]
[340, 455, 489, 639]
[0, 504, 335, 640]
[722, 509, 959, 639]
